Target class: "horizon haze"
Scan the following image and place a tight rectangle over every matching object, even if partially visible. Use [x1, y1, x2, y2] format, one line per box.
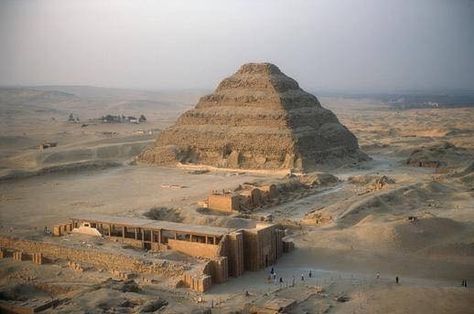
[1, 0, 473, 93]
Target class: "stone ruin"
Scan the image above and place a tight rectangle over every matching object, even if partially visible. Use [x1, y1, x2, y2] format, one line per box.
[138, 63, 368, 171]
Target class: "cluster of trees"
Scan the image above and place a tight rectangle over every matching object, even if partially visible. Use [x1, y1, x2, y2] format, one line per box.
[100, 114, 147, 123]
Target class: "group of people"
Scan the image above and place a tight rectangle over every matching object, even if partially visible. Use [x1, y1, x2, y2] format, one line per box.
[268, 267, 313, 287]
[461, 279, 468, 287]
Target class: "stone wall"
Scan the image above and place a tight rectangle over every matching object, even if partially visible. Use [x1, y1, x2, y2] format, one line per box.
[242, 224, 284, 271]
[0, 236, 186, 277]
[167, 239, 220, 258]
[226, 231, 244, 277]
[208, 194, 239, 212]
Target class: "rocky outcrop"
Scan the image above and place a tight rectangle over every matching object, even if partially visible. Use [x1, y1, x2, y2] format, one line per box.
[139, 63, 368, 171]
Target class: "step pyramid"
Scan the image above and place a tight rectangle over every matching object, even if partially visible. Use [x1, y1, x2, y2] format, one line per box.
[138, 63, 368, 170]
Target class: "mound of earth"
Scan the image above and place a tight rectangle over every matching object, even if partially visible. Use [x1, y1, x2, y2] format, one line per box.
[348, 175, 395, 192]
[406, 142, 472, 168]
[301, 172, 340, 186]
[138, 63, 368, 171]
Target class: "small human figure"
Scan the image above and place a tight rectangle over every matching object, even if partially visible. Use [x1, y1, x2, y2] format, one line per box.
[462, 280, 465, 287]
[309, 270, 312, 278]
[301, 274, 305, 281]
[376, 272, 380, 280]
[396, 276, 399, 284]
[270, 267, 274, 275]
[279, 277, 283, 287]
[245, 290, 250, 297]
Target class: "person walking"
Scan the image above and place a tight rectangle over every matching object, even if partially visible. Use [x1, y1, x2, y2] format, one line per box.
[309, 270, 312, 278]
[270, 267, 274, 275]
[301, 274, 305, 281]
[279, 277, 283, 287]
[396, 276, 399, 284]
[376, 272, 380, 280]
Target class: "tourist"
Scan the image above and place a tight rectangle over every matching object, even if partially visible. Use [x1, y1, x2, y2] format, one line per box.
[376, 272, 380, 280]
[301, 274, 305, 281]
[396, 276, 399, 284]
[279, 277, 283, 287]
[270, 267, 274, 275]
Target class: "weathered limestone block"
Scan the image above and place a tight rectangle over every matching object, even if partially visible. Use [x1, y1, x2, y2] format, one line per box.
[182, 272, 212, 292]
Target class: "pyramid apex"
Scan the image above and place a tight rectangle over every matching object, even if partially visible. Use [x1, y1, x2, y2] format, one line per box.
[236, 63, 282, 75]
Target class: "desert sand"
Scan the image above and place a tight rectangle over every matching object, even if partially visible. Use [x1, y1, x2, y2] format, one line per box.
[0, 86, 473, 313]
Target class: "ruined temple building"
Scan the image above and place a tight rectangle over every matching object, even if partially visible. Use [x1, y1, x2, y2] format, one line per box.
[139, 62, 368, 171]
[53, 214, 293, 292]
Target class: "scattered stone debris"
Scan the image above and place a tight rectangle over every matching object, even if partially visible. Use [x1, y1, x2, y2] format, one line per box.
[406, 141, 469, 168]
[262, 297, 297, 313]
[349, 174, 396, 194]
[144, 207, 183, 222]
[302, 209, 333, 225]
[139, 298, 168, 312]
[39, 142, 57, 150]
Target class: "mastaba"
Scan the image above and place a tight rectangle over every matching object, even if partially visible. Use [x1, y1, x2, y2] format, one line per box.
[138, 63, 369, 171]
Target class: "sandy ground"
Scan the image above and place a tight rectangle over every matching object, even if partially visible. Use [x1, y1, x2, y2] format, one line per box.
[0, 87, 473, 313]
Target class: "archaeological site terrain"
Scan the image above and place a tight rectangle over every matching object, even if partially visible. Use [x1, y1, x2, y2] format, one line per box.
[0, 68, 473, 313]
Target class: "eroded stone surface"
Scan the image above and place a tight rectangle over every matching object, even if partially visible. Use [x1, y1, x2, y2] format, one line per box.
[139, 63, 368, 170]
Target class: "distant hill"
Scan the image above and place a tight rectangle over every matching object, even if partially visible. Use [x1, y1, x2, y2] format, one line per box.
[0, 86, 207, 120]
[314, 90, 474, 109]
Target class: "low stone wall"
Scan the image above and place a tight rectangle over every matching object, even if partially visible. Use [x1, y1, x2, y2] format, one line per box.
[0, 236, 186, 277]
[112, 237, 144, 249]
[168, 239, 220, 258]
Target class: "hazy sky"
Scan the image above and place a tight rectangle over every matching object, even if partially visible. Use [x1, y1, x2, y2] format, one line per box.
[1, 0, 473, 92]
